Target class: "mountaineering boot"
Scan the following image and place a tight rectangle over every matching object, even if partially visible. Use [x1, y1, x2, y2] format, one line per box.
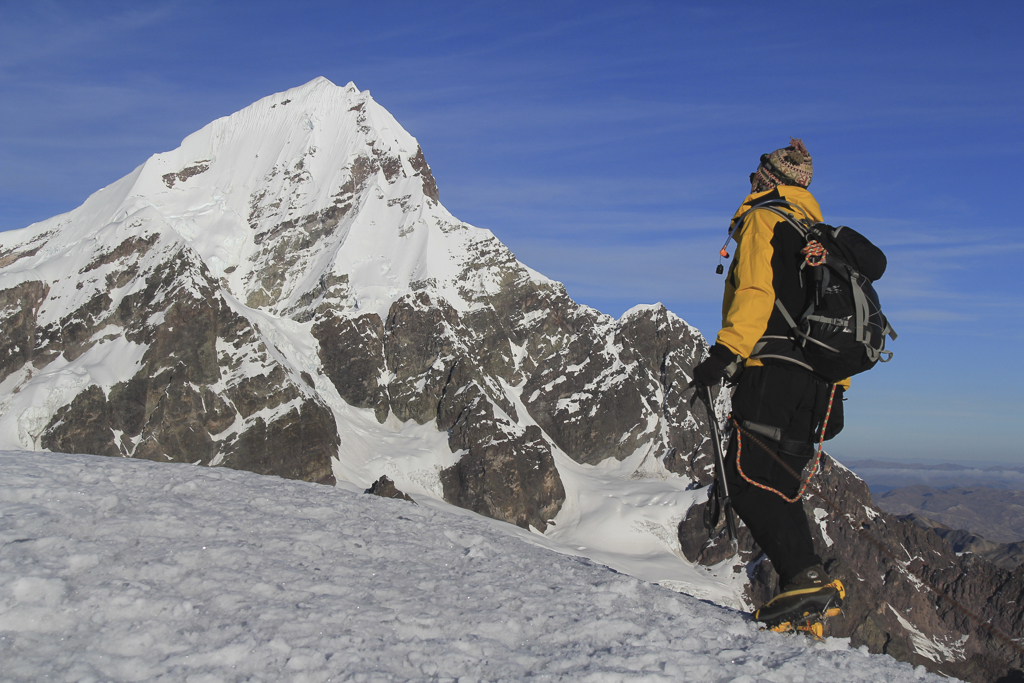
[754, 565, 845, 636]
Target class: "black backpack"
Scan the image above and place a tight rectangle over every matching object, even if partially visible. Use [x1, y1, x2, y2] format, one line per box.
[736, 200, 897, 382]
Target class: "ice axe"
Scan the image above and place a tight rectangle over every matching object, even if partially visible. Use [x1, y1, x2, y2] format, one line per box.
[702, 383, 738, 556]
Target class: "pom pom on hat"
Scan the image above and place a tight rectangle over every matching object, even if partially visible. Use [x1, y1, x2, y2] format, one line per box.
[788, 137, 810, 158]
[752, 138, 813, 191]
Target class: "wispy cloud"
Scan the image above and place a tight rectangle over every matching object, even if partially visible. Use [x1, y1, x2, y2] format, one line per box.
[0, 2, 180, 75]
[890, 309, 976, 323]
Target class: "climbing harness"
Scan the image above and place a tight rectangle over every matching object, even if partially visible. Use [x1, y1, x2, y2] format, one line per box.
[731, 383, 838, 503]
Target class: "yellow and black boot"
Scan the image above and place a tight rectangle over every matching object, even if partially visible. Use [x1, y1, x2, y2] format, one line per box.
[754, 565, 845, 636]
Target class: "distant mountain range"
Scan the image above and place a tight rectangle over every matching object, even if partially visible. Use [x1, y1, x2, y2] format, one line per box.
[874, 485, 1024, 545]
[847, 461, 1024, 569]
[899, 512, 1024, 571]
[845, 459, 1024, 493]
[848, 459, 1024, 474]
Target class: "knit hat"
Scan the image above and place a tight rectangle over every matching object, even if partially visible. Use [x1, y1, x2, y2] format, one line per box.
[751, 138, 813, 192]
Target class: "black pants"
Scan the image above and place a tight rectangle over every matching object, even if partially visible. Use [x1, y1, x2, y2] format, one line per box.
[724, 364, 830, 588]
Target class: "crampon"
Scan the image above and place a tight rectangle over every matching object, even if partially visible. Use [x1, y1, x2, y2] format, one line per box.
[755, 579, 845, 640]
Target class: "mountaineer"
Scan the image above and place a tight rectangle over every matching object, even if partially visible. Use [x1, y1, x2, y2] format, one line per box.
[694, 139, 861, 635]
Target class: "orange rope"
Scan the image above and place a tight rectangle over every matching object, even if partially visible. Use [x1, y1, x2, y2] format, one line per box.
[801, 239, 827, 266]
[731, 384, 837, 503]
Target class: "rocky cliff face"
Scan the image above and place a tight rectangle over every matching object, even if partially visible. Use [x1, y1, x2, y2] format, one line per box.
[808, 460, 1024, 683]
[1, 77, 1019, 681]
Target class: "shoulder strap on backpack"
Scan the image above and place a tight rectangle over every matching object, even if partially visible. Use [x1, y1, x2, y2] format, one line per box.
[731, 199, 814, 239]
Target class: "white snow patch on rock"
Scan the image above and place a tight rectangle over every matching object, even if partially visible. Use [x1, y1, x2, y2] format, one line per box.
[814, 507, 834, 547]
[889, 604, 968, 664]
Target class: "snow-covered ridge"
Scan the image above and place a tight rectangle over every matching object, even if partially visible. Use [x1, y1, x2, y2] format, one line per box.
[0, 77, 547, 321]
[0, 450, 947, 683]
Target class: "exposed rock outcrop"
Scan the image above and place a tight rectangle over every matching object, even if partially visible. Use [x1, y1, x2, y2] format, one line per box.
[441, 394, 563, 532]
[366, 475, 414, 502]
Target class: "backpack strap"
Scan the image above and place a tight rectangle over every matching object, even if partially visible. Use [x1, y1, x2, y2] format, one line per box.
[731, 199, 814, 240]
[775, 298, 843, 354]
[750, 329, 816, 371]
[845, 267, 897, 360]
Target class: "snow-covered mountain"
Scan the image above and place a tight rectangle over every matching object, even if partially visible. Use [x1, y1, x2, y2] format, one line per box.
[1, 78, 1021, 681]
[0, 449, 950, 683]
[0, 75, 723, 591]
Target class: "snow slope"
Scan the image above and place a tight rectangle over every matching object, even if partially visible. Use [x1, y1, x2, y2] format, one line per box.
[0, 450, 948, 682]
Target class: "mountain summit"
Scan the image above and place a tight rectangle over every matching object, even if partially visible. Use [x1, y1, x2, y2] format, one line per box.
[29, 76, 513, 321]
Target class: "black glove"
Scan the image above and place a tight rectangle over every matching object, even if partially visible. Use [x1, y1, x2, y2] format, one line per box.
[823, 386, 845, 440]
[693, 343, 744, 387]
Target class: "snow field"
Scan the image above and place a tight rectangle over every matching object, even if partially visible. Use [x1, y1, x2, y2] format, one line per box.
[0, 451, 948, 682]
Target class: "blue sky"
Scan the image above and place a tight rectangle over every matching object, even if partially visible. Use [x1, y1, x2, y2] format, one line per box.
[2, 1, 1022, 465]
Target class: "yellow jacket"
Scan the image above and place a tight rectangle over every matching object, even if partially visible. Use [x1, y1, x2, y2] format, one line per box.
[717, 185, 822, 365]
